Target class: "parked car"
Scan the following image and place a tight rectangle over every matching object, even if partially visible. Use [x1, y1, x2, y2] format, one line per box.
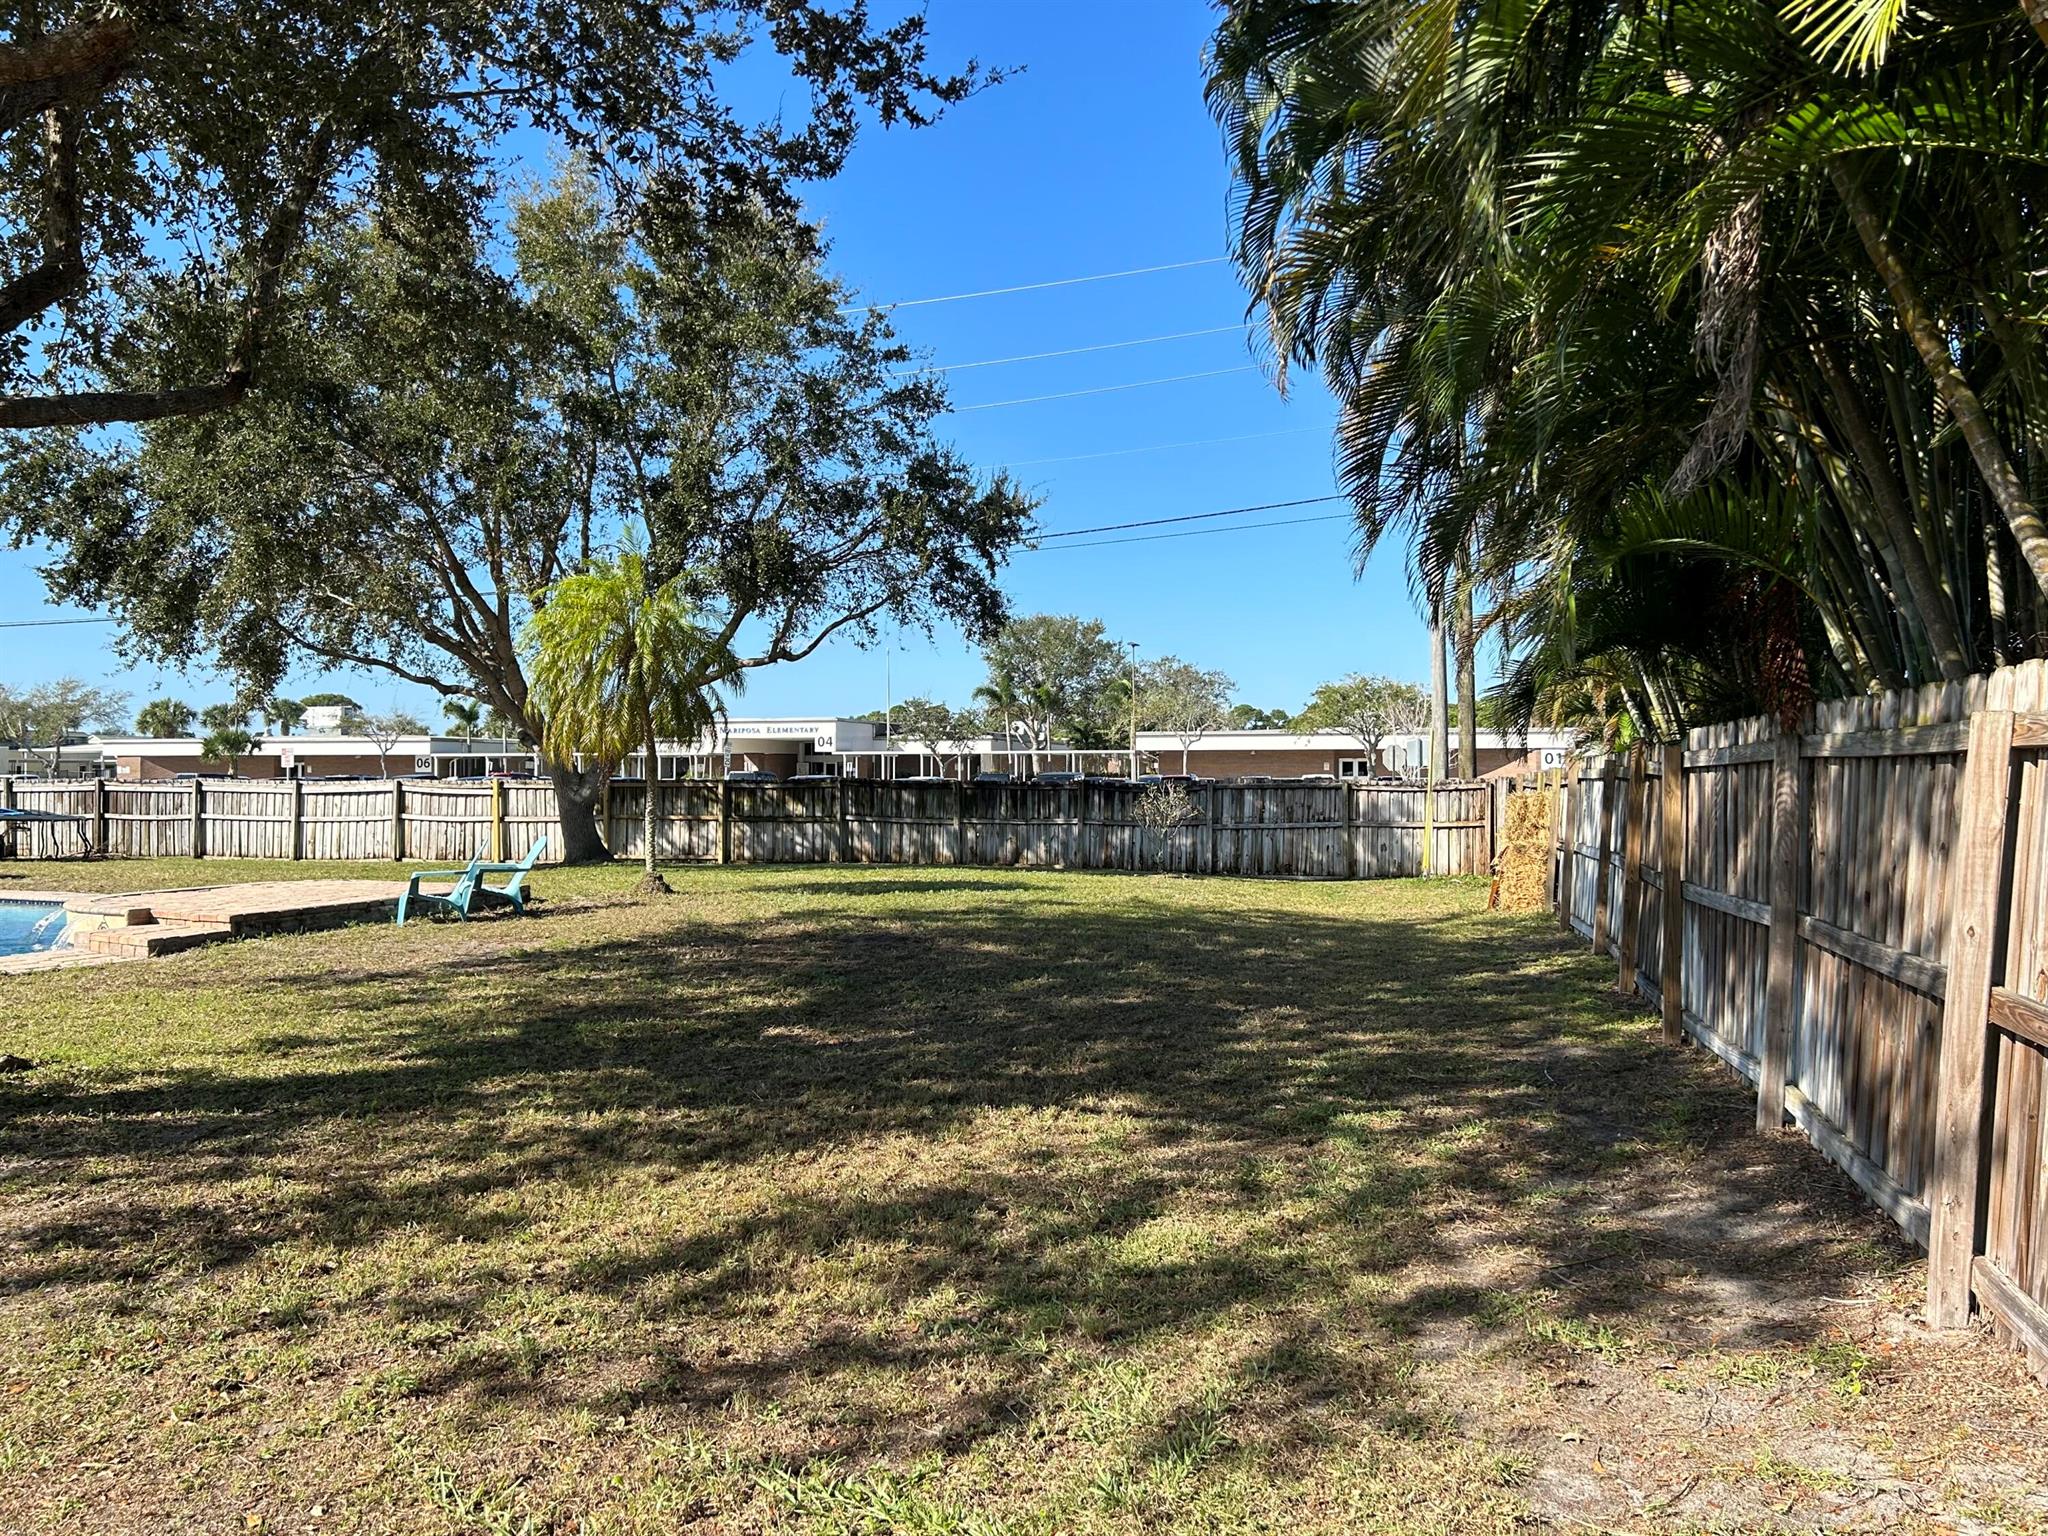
[1137, 773, 1210, 786]
[970, 772, 1015, 785]
[786, 774, 840, 784]
[898, 775, 952, 784]
[1033, 771, 1085, 785]
[724, 769, 780, 784]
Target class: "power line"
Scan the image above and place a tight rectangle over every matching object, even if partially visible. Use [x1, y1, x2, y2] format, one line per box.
[843, 256, 1227, 313]
[902, 324, 1244, 375]
[998, 424, 1325, 470]
[957, 365, 1253, 413]
[1033, 494, 1346, 541]
[1025, 512, 1352, 551]
[0, 497, 1356, 622]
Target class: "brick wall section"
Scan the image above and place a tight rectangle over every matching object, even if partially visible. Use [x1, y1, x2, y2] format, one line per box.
[121, 754, 284, 780]
[1177, 748, 1342, 778]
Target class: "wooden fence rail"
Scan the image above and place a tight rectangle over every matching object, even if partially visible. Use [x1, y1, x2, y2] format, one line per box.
[0, 777, 1501, 881]
[1557, 658, 2048, 1372]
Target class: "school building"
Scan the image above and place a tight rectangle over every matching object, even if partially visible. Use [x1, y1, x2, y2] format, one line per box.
[83, 717, 1062, 782]
[1132, 727, 1574, 781]
[71, 718, 1573, 784]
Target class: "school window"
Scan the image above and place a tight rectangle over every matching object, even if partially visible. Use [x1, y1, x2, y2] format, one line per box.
[1337, 758, 1378, 779]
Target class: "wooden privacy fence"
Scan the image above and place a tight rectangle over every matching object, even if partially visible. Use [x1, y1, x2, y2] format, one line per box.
[1556, 658, 2048, 1369]
[1, 775, 1502, 880]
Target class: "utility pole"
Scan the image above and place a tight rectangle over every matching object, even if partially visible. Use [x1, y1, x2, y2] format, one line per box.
[1124, 641, 1140, 780]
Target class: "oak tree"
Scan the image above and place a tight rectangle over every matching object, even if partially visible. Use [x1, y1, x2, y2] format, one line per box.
[0, 1, 992, 431]
[4, 173, 1033, 859]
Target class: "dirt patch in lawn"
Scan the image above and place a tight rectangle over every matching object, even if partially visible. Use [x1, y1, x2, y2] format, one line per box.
[0, 861, 2042, 1533]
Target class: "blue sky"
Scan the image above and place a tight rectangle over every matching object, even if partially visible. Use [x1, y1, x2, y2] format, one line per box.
[0, 0, 1442, 727]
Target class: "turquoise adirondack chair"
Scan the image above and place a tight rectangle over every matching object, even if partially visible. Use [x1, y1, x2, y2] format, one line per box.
[396, 837, 548, 925]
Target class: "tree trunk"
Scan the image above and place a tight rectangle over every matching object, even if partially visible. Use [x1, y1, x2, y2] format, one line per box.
[1428, 607, 1450, 784]
[1808, 335, 1972, 679]
[1454, 573, 1478, 780]
[1831, 160, 2048, 599]
[637, 711, 669, 894]
[545, 758, 610, 865]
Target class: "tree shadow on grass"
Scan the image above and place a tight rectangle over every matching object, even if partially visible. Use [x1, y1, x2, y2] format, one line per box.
[0, 880, 1913, 1469]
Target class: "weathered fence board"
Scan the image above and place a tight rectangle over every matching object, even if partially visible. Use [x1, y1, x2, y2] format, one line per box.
[2, 776, 1500, 881]
[1556, 657, 2048, 1373]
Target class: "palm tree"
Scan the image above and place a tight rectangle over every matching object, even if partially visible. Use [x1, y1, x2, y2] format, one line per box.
[524, 551, 740, 893]
[972, 672, 1023, 775]
[260, 697, 305, 736]
[1207, 0, 2048, 737]
[442, 698, 483, 743]
[201, 726, 258, 777]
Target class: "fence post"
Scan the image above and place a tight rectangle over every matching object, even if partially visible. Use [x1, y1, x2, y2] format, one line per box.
[1617, 748, 1647, 992]
[1591, 759, 1619, 954]
[1756, 727, 1806, 1134]
[1659, 741, 1685, 1044]
[190, 779, 205, 858]
[388, 779, 403, 861]
[1927, 707, 2017, 1328]
[718, 778, 733, 865]
[1422, 779, 1437, 876]
[291, 779, 305, 861]
[93, 777, 109, 855]
[838, 778, 853, 864]
[1489, 777, 1508, 879]
[954, 779, 967, 867]
[1548, 757, 1564, 925]
[1342, 781, 1356, 880]
[1, 776, 13, 859]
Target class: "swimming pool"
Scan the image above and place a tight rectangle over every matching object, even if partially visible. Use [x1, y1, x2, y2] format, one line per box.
[0, 900, 68, 957]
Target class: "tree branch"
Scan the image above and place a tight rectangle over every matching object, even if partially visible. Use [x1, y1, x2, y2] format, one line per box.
[0, 105, 84, 333]
[269, 620, 470, 699]
[0, 18, 138, 87]
[0, 118, 337, 431]
[0, 17, 135, 132]
[741, 595, 893, 669]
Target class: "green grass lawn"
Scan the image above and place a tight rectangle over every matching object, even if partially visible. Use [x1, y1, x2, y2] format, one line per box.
[1, 861, 2043, 1534]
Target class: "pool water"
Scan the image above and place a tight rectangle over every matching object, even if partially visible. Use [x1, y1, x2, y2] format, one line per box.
[0, 901, 67, 957]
